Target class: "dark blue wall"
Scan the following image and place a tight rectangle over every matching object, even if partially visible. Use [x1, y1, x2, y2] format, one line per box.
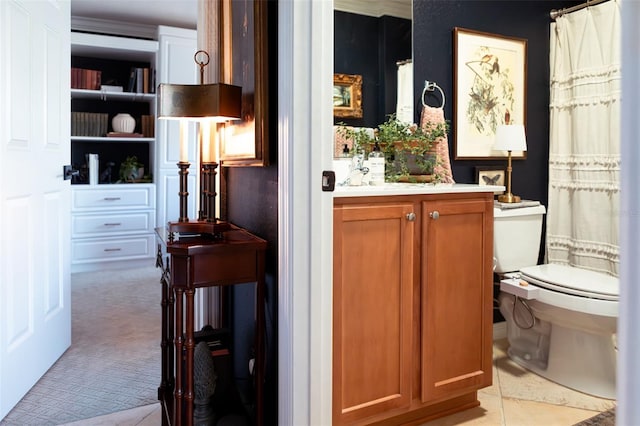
[413, 0, 579, 209]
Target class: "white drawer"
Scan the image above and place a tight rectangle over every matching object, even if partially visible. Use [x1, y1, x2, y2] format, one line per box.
[72, 211, 155, 237]
[71, 234, 155, 263]
[72, 185, 156, 211]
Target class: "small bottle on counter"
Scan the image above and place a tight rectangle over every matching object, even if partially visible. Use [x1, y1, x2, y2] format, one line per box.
[342, 144, 350, 157]
[368, 141, 385, 185]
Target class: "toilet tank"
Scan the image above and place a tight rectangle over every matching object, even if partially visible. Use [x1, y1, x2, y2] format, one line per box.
[493, 204, 546, 273]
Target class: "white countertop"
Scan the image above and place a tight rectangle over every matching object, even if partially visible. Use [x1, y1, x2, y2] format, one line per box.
[334, 183, 505, 197]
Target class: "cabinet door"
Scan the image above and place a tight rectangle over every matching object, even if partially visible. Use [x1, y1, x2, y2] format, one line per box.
[420, 197, 493, 402]
[333, 202, 415, 424]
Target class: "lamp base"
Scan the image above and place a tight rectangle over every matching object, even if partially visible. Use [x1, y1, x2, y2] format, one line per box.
[497, 193, 521, 203]
[167, 219, 231, 242]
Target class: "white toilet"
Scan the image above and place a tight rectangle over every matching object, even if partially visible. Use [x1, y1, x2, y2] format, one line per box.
[494, 203, 619, 399]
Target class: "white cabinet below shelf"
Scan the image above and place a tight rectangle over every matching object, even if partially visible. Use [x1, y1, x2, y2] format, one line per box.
[71, 185, 156, 273]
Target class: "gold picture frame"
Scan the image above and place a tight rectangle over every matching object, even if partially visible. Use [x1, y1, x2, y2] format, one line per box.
[219, 0, 269, 167]
[333, 73, 363, 118]
[454, 27, 527, 159]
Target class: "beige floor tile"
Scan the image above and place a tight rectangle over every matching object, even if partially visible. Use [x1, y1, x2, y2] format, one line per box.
[501, 397, 600, 426]
[419, 391, 504, 426]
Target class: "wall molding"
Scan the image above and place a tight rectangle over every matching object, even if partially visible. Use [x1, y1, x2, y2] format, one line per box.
[334, 0, 411, 19]
[71, 16, 158, 40]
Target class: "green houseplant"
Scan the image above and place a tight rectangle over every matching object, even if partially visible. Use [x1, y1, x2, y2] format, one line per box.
[337, 114, 449, 183]
[118, 155, 145, 183]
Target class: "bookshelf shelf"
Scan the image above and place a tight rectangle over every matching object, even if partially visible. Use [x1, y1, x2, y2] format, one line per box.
[71, 89, 156, 102]
[71, 136, 155, 142]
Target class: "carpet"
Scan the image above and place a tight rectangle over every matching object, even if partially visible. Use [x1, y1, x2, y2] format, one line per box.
[573, 407, 616, 426]
[0, 264, 161, 425]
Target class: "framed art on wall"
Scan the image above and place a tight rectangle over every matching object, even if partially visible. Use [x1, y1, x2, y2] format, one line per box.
[454, 27, 527, 159]
[220, 0, 269, 167]
[475, 166, 506, 187]
[333, 73, 363, 118]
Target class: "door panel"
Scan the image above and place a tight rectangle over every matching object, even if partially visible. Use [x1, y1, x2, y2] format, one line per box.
[0, 0, 71, 419]
[421, 198, 493, 402]
[333, 202, 415, 424]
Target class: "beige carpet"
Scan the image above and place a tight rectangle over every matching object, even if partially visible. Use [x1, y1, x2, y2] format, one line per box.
[0, 264, 161, 425]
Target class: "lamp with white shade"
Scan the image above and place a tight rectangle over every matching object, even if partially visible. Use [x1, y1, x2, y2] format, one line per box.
[493, 124, 527, 203]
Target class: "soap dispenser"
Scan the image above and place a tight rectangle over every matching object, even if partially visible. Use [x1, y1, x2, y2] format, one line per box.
[368, 141, 385, 185]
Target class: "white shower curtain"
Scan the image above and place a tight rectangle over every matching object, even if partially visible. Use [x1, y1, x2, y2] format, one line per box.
[547, 0, 621, 277]
[396, 62, 413, 124]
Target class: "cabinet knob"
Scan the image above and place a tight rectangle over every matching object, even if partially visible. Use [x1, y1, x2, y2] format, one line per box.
[430, 211, 440, 220]
[406, 212, 416, 221]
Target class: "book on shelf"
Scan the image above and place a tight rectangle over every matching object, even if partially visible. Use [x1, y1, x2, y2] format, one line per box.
[135, 68, 144, 93]
[71, 112, 108, 136]
[141, 115, 155, 137]
[126, 67, 152, 93]
[143, 68, 149, 94]
[71, 68, 101, 90]
[126, 68, 136, 92]
[106, 132, 144, 138]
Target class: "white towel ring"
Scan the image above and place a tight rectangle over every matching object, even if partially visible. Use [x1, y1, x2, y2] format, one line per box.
[422, 80, 445, 109]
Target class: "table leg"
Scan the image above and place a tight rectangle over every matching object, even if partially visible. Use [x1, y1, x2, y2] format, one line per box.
[174, 287, 184, 425]
[185, 288, 195, 426]
[159, 256, 171, 426]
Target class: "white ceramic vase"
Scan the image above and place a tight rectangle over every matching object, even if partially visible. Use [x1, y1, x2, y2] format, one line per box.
[112, 113, 135, 133]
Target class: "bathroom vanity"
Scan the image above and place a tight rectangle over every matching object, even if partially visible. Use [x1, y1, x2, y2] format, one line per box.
[333, 184, 501, 425]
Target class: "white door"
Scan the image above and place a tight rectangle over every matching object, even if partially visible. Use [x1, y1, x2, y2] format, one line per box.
[0, 0, 71, 419]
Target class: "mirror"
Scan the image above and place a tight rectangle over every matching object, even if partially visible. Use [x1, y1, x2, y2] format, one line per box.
[333, 0, 412, 129]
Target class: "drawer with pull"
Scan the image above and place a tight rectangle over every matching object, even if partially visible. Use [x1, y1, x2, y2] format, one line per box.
[72, 185, 156, 211]
[71, 234, 155, 263]
[72, 211, 155, 238]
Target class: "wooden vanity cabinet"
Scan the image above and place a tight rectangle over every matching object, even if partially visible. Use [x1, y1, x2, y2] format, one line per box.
[333, 201, 416, 424]
[333, 193, 494, 425]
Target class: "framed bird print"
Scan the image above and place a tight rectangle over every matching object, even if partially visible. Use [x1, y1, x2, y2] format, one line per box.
[454, 27, 527, 159]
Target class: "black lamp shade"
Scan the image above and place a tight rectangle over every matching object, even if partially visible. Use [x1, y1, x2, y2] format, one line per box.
[157, 83, 242, 121]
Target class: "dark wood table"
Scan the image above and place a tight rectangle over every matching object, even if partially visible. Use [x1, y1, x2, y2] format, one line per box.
[156, 225, 267, 426]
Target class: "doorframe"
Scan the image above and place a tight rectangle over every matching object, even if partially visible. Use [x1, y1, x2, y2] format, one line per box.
[277, 0, 334, 424]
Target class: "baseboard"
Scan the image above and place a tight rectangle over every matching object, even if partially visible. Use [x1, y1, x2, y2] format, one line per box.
[493, 321, 507, 341]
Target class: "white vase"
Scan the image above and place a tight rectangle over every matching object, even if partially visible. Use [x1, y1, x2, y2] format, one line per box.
[112, 113, 135, 133]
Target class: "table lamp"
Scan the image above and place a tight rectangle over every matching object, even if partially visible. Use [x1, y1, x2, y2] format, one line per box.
[158, 50, 241, 237]
[493, 123, 527, 203]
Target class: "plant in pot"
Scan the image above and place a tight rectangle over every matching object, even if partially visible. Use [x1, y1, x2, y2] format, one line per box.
[336, 114, 449, 183]
[375, 114, 449, 183]
[118, 155, 145, 183]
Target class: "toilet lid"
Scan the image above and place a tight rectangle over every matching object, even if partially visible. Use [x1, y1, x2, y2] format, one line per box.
[519, 264, 619, 301]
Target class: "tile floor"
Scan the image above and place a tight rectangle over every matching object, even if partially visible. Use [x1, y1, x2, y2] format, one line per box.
[63, 339, 615, 426]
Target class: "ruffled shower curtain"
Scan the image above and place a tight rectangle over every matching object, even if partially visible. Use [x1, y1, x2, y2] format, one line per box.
[548, 0, 621, 276]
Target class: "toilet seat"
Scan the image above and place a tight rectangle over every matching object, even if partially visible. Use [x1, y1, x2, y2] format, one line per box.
[519, 264, 619, 301]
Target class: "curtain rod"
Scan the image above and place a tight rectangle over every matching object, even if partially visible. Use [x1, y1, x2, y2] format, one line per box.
[550, 0, 610, 20]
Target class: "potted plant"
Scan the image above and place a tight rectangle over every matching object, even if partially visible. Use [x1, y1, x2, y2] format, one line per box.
[118, 155, 144, 183]
[336, 114, 449, 183]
